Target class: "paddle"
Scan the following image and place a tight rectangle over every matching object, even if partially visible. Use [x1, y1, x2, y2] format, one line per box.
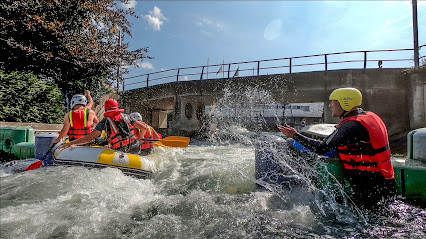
[25, 142, 60, 171]
[140, 136, 190, 148]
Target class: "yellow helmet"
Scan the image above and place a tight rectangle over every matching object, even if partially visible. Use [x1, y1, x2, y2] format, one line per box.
[329, 87, 362, 111]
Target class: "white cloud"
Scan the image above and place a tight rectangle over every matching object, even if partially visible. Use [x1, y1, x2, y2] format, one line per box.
[141, 62, 154, 70]
[121, 0, 137, 10]
[196, 17, 224, 30]
[144, 6, 167, 31]
[196, 17, 225, 36]
[183, 76, 189, 81]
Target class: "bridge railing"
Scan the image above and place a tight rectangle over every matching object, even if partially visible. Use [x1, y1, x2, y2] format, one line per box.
[124, 44, 426, 91]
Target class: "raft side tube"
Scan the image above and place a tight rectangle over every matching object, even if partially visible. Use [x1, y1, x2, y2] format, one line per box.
[53, 159, 152, 179]
[53, 146, 154, 179]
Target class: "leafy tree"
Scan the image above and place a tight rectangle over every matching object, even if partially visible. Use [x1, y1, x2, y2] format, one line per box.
[0, 70, 64, 123]
[0, 0, 151, 95]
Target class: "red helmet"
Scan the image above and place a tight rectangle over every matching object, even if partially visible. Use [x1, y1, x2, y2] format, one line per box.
[105, 99, 119, 111]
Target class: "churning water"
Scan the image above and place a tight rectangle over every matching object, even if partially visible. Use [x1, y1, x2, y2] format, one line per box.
[1, 86, 425, 238]
[1, 140, 425, 238]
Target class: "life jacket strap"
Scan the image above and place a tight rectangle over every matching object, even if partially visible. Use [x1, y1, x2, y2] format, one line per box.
[338, 145, 390, 156]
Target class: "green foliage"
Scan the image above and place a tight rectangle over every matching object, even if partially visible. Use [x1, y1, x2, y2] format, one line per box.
[0, 0, 151, 96]
[0, 70, 65, 123]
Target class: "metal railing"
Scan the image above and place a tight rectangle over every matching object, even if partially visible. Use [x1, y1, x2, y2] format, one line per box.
[124, 44, 426, 91]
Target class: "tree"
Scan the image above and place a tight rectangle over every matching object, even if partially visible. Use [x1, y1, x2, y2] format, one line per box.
[0, 70, 64, 123]
[0, 0, 151, 95]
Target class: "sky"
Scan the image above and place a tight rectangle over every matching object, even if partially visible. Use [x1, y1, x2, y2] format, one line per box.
[118, 0, 426, 90]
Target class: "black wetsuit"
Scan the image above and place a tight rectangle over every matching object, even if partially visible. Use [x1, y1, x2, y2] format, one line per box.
[293, 108, 396, 209]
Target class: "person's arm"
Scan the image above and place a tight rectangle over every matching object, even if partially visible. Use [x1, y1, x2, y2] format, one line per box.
[279, 124, 340, 155]
[64, 130, 101, 148]
[150, 127, 161, 140]
[53, 113, 71, 143]
[291, 121, 369, 155]
[90, 109, 99, 124]
[293, 133, 334, 155]
[133, 121, 148, 139]
[85, 90, 94, 110]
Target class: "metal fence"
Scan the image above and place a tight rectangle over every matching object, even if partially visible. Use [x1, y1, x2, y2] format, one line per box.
[124, 44, 426, 91]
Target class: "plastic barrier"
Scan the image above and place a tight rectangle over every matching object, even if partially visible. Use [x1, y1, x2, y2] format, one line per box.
[0, 126, 35, 152]
[11, 142, 36, 159]
[408, 128, 426, 162]
[35, 132, 58, 160]
[255, 136, 315, 189]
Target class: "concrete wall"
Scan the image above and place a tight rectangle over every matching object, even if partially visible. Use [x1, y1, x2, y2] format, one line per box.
[123, 68, 426, 136]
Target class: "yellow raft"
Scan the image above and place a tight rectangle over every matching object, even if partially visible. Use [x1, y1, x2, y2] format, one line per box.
[53, 146, 154, 179]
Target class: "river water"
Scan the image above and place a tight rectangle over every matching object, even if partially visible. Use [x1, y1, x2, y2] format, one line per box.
[1, 133, 425, 239]
[1, 87, 425, 238]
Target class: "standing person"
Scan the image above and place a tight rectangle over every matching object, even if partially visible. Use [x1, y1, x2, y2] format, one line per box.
[54, 91, 99, 143]
[129, 112, 162, 155]
[279, 87, 396, 210]
[63, 99, 147, 154]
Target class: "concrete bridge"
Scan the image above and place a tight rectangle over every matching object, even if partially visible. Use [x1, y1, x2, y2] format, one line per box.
[123, 68, 426, 137]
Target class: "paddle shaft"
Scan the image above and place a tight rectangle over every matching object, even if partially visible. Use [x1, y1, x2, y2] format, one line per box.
[25, 142, 58, 171]
[41, 143, 57, 161]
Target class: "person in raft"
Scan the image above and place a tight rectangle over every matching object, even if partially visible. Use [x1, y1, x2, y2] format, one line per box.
[54, 90, 99, 144]
[63, 99, 147, 154]
[278, 87, 396, 209]
[128, 112, 162, 155]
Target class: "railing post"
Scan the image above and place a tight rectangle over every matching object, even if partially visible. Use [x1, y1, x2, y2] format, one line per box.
[363, 51, 367, 73]
[257, 61, 260, 76]
[289, 58, 292, 74]
[200, 66, 204, 80]
[228, 64, 231, 79]
[412, 0, 419, 70]
[177, 69, 180, 82]
[324, 54, 328, 74]
[146, 74, 149, 88]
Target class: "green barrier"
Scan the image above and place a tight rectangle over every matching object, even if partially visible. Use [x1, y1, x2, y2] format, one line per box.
[320, 157, 426, 205]
[393, 158, 426, 204]
[11, 142, 36, 159]
[0, 126, 35, 151]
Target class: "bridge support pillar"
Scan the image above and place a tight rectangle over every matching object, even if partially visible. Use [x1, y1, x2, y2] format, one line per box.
[408, 72, 426, 129]
[172, 97, 205, 135]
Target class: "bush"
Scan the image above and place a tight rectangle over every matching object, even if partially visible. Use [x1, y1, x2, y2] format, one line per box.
[0, 70, 65, 123]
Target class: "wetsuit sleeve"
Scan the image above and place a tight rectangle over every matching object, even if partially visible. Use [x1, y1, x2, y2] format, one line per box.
[293, 121, 370, 155]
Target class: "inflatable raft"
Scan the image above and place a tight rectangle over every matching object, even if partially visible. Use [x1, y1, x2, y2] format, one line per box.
[52, 146, 154, 179]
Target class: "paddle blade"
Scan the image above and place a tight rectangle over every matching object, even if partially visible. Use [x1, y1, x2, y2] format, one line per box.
[25, 160, 43, 171]
[154, 141, 166, 148]
[156, 136, 190, 148]
[163, 136, 190, 143]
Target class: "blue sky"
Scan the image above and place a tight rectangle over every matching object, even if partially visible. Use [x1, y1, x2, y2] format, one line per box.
[119, 1, 426, 90]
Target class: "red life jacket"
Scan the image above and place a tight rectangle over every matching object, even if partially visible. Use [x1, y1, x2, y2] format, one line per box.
[140, 123, 154, 150]
[68, 108, 93, 140]
[337, 111, 394, 179]
[104, 110, 137, 150]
